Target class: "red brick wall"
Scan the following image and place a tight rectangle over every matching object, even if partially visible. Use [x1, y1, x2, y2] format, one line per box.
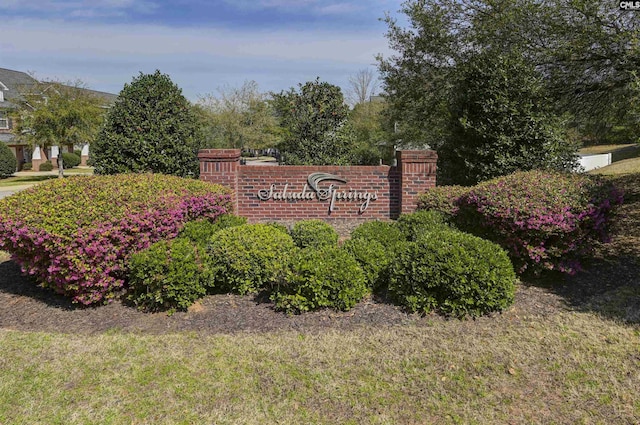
[199, 149, 437, 222]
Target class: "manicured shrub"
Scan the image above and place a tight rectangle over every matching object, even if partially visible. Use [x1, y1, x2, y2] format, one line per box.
[22, 162, 32, 171]
[417, 185, 471, 217]
[389, 229, 516, 318]
[0, 174, 231, 304]
[39, 160, 53, 171]
[349, 220, 405, 255]
[341, 238, 388, 289]
[208, 224, 297, 295]
[272, 246, 368, 314]
[396, 210, 450, 241]
[456, 170, 623, 274]
[127, 238, 209, 313]
[74, 149, 82, 157]
[61, 152, 81, 169]
[290, 219, 338, 249]
[179, 214, 247, 247]
[263, 221, 289, 234]
[0, 142, 17, 178]
[92, 70, 203, 178]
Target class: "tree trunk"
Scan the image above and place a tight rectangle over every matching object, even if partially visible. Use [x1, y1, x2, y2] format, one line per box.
[58, 156, 64, 178]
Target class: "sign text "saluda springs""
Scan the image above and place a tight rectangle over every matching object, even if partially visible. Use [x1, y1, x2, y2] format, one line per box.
[257, 172, 379, 213]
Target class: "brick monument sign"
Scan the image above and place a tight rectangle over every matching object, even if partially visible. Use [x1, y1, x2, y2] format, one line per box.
[198, 149, 437, 223]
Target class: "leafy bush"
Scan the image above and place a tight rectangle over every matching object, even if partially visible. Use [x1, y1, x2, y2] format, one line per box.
[74, 149, 82, 157]
[389, 229, 516, 318]
[417, 185, 471, 217]
[396, 210, 450, 241]
[208, 224, 297, 295]
[341, 238, 388, 289]
[179, 214, 247, 247]
[22, 162, 32, 171]
[39, 161, 53, 171]
[349, 220, 405, 255]
[127, 238, 209, 313]
[456, 170, 623, 274]
[263, 221, 289, 234]
[92, 70, 203, 178]
[272, 246, 368, 314]
[290, 219, 338, 249]
[61, 152, 81, 169]
[0, 174, 231, 304]
[0, 142, 17, 178]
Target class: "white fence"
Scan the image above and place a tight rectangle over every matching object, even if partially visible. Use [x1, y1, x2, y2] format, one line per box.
[577, 153, 611, 172]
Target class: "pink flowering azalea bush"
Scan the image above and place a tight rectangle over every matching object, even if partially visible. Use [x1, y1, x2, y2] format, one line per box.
[419, 170, 623, 275]
[0, 174, 231, 304]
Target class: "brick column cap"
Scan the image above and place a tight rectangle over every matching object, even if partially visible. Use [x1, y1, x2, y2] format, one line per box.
[198, 149, 241, 162]
[396, 149, 437, 163]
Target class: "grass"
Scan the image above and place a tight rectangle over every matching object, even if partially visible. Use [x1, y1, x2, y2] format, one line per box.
[590, 157, 640, 175]
[578, 144, 638, 155]
[0, 313, 638, 425]
[0, 168, 94, 188]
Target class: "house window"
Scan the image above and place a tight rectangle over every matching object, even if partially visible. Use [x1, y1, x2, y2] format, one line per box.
[0, 111, 8, 129]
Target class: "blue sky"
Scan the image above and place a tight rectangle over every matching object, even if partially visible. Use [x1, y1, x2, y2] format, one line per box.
[1, 0, 403, 101]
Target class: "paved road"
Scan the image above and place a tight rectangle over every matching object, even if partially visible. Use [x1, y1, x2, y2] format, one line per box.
[0, 190, 16, 200]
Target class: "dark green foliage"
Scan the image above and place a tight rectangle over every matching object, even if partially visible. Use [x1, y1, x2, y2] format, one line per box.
[73, 149, 82, 157]
[417, 185, 471, 217]
[208, 224, 297, 295]
[341, 238, 388, 289]
[396, 210, 450, 242]
[263, 221, 289, 234]
[22, 162, 32, 171]
[0, 143, 17, 178]
[272, 246, 368, 314]
[38, 161, 53, 171]
[61, 152, 81, 169]
[388, 229, 516, 318]
[273, 78, 355, 165]
[126, 238, 209, 313]
[439, 50, 577, 185]
[180, 214, 247, 247]
[92, 70, 203, 177]
[290, 219, 338, 249]
[349, 220, 405, 255]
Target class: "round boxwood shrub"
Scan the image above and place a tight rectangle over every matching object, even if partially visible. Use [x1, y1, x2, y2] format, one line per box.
[61, 152, 81, 168]
[22, 162, 32, 171]
[0, 142, 17, 178]
[388, 229, 516, 318]
[341, 238, 388, 289]
[126, 237, 210, 313]
[39, 161, 54, 171]
[290, 219, 338, 249]
[208, 223, 297, 294]
[396, 210, 450, 241]
[349, 220, 405, 255]
[180, 214, 247, 247]
[272, 246, 368, 314]
[263, 221, 289, 234]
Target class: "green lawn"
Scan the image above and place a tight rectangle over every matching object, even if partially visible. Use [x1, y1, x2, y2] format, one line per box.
[0, 168, 93, 188]
[590, 157, 640, 175]
[0, 312, 638, 425]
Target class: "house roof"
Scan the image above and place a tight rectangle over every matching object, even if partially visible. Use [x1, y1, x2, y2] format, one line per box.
[0, 67, 118, 108]
[0, 67, 39, 108]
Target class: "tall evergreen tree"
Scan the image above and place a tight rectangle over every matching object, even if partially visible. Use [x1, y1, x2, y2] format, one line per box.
[92, 70, 203, 177]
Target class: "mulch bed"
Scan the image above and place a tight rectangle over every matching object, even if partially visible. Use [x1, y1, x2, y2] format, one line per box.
[1, 174, 638, 335]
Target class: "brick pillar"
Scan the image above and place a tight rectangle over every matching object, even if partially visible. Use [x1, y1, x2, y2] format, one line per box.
[198, 149, 241, 213]
[397, 150, 438, 214]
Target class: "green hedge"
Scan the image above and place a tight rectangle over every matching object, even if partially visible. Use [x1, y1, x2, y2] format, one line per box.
[0, 142, 16, 178]
[38, 160, 53, 171]
[396, 210, 450, 241]
[208, 224, 297, 295]
[389, 229, 516, 318]
[180, 214, 247, 247]
[127, 238, 210, 313]
[350, 220, 405, 255]
[61, 152, 81, 168]
[341, 238, 388, 289]
[272, 246, 368, 314]
[290, 219, 338, 249]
